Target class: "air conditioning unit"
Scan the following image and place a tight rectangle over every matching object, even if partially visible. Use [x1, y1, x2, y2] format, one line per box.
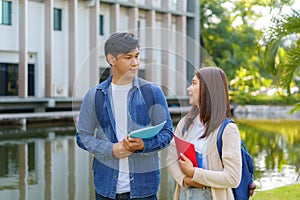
[52, 85, 67, 97]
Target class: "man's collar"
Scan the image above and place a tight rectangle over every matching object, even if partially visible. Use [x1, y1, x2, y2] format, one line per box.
[97, 76, 140, 90]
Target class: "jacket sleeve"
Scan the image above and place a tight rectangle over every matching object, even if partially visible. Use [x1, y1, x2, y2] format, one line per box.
[76, 87, 115, 160]
[141, 85, 174, 153]
[191, 123, 242, 188]
[166, 118, 186, 187]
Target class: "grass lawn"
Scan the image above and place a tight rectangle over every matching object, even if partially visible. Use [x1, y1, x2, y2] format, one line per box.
[251, 183, 300, 200]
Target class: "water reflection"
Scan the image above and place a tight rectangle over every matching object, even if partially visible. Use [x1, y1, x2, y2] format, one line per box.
[236, 119, 300, 191]
[0, 119, 299, 199]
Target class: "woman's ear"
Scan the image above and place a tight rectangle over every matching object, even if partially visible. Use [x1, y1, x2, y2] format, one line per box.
[107, 54, 116, 66]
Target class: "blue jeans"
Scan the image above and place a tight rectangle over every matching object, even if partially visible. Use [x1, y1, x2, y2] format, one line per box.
[179, 187, 212, 200]
[95, 191, 157, 200]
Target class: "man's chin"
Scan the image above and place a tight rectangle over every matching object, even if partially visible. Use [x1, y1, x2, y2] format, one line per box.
[127, 71, 138, 78]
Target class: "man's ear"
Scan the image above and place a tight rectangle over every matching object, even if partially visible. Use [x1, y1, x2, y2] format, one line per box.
[107, 54, 116, 66]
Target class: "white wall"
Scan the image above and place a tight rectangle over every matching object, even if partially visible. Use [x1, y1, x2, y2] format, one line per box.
[138, 10, 146, 70]
[98, 3, 110, 68]
[28, 1, 45, 97]
[73, 1, 92, 98]
[0, 0, 18, 51]
[119, 6, 129, 32]
[52, 0, 69, 97]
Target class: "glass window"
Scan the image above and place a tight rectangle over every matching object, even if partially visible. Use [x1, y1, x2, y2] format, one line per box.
[28, 64, 35, 96]
[54, 8, 62, 31]
[99, 15, 104, 35]
[0, 63, 35, 96]
[0, 0, 12, 25]
[0, 63, 18, 96]
[138, 20, 141, 38]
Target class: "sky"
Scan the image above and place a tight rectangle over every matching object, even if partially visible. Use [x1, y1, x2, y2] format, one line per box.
[224, 0, 300, 30]
[254, 0, 300, 30]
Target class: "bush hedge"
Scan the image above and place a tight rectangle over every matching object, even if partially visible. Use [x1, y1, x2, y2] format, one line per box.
[230, 91, 300, 106]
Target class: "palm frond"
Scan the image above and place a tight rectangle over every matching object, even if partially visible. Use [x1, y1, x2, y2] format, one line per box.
[263, 9, 300, 74]
[278, 45, 300, 89]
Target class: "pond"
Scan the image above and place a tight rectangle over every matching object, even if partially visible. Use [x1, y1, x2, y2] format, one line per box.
[0, 119, 299, 200]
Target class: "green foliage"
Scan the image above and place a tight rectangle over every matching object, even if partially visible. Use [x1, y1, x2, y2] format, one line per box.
[200, 0, 293, 80]
[200, 0, 300, 111]
[290, 102, 300, 114]
[230, 67, 273, 92]
[262, 9, 300, 95]
[230, 91, 300, 105]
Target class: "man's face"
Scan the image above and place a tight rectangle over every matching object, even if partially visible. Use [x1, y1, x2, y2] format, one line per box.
[111, 47, 140, 82]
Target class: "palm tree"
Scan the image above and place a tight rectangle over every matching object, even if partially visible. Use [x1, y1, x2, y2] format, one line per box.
[263, 9, 300, 113]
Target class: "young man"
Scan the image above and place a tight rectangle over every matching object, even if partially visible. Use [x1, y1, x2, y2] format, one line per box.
[76, 32, 173, 200]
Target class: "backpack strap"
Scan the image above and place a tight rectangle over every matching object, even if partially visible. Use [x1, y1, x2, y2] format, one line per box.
[138, 79, 155, 123]
[217, 118, 234, 161]
[181, 124, 186, 136]
[95, 88, 105, 122]
[94, 78, 155, 124]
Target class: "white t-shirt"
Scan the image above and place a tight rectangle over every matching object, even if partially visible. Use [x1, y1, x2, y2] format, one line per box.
[111, 83, 132, 193]
[184, 116, 208, 169]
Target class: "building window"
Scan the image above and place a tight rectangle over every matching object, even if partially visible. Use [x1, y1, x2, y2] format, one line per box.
[0, 63, 35, 96]
[54, 8, 62, 31]
[138, 20, 141, 38]
[0, 63, 18, 96]
[0, 0, 12, 25]
[28, 64, 35, 96]
[99, 15, 104, 35]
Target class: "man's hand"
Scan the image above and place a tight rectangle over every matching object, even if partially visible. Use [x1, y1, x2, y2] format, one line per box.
[122, 136, 144, 152]
[178, 153, 195, 177]
[183, 176, 203, 188]
[112, 141, 133, 159]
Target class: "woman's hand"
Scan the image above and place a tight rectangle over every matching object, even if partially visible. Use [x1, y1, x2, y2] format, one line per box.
[183, 176, 203, 188]
[178, 153, 195, 177]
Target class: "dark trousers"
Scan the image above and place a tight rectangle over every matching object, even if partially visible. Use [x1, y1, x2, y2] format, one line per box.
[95, 191, 157, 200]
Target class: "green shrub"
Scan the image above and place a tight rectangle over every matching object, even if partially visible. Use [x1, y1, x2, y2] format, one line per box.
[230, 91, 300, 106]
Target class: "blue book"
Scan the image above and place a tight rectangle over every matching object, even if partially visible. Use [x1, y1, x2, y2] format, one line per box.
[129, 121, 166, 139]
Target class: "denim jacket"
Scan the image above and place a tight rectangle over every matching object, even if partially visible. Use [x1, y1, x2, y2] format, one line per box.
[76, 76, 173, 198]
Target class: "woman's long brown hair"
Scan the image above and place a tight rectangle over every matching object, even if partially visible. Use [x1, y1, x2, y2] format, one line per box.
[184, 67, 231, 138]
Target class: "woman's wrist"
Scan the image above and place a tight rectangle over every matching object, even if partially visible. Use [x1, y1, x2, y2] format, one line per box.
[188, 167, 195, 177]
[183, 176, 190, 187]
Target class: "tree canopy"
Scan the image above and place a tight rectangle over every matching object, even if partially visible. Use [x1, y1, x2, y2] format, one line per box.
[200, 0, 294, 80]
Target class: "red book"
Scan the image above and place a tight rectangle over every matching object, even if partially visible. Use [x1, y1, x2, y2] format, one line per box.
[174, 135, 198, 167]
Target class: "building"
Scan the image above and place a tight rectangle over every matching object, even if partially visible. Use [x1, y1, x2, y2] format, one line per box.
[0, 0, 200, 112]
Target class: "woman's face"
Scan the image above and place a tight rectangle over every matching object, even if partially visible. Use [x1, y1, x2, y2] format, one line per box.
[187, 75, 200, 106]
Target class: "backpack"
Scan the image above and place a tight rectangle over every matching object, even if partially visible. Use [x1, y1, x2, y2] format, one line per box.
[217, 118, 254, 200]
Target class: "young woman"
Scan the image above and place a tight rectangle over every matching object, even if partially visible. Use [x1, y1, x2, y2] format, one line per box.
[167, 67, 242, 200]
